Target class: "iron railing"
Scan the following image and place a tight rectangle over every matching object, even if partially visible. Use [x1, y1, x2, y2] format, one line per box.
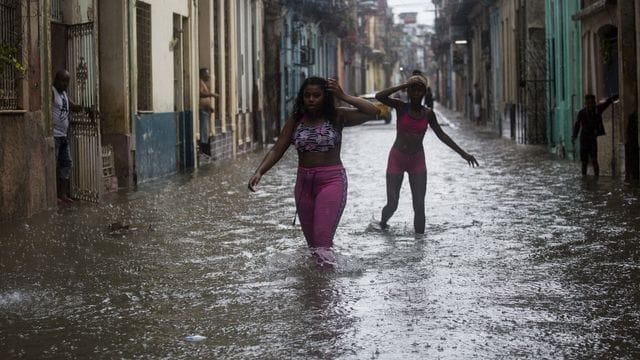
[0, 0, 21, 110]
[67, 22, 102, 202]
[136, 2, 152, 111]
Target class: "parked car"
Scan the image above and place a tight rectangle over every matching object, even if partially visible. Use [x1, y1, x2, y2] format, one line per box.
[358, 93, 392, 124]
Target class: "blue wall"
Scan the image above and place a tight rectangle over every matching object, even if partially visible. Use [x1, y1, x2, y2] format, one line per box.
[135, 111, 196, 182]
[178, 110, 194, 169]
[135, 112, 177, 183]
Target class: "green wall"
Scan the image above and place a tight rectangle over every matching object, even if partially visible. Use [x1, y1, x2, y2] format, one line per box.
[545, 0, 582, 159]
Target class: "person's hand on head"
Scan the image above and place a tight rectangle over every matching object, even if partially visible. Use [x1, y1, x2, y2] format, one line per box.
[407, 75, 428, 89]
[326, 78, 346, 100]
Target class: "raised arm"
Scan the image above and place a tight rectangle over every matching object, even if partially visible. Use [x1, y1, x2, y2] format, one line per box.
[248, 117, 295, 191]
[328, 78, 380, 127]
[596, 93, 618, 114]
[428, 111, 479, 167]
[375, 83, 408, 110]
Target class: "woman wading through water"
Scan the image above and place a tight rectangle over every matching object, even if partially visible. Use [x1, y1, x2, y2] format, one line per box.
[248, 77, 379, 266]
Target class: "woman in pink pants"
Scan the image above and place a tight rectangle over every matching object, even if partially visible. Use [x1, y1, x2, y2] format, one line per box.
[248, 76, 379, 266]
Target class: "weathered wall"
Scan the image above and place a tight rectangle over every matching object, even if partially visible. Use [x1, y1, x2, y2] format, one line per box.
[0, 113, 56, 221]
[134, 112, 177, 182]
[545, 0, 582, 158]
[526, 27, 547, 144]
[263, 5, 282, 140]
[150, 0, 189, 113]
[618, 0, 638, 179]
[99, 0, 133, 188]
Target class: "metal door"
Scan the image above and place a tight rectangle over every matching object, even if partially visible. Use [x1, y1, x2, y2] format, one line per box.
[67, 22, 102, 202]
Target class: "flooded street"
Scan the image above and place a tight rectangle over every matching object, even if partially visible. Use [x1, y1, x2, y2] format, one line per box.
[2, 106, 640, 359]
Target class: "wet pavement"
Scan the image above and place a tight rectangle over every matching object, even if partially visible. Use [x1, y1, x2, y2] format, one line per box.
[1, 105, 640, 359]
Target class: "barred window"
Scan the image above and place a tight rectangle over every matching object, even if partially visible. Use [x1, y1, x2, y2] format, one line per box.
[51, 0, 63, 23]
[136, 1, 152, 112]
[0, 0, 22, 110]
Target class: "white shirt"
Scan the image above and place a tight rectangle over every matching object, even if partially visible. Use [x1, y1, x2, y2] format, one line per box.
[52, 86, 70, 137]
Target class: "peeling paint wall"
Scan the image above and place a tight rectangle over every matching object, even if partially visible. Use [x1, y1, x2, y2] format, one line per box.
[149, 0, 189, 113]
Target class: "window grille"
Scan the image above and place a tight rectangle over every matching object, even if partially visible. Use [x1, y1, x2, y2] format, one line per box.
[0, 0, 21, 110]
[51, 0, 63, 23]
[136, 2, 152, 111]
[300, 46, 315, 66]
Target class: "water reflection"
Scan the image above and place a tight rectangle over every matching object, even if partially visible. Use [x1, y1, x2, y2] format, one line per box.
[1, 109, 639, 358]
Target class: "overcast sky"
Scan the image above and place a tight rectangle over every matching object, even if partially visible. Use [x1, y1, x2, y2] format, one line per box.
[386, 0, 436, 26]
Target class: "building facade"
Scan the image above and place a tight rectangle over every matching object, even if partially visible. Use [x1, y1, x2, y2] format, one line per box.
[573, 0, 638, 178]
[1, 0, 269, 221]
[433, 0, 547, 144]
[1, 1, 55, 220]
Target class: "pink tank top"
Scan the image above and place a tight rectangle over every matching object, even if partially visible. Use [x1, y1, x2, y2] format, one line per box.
[397, 105, 428, 135]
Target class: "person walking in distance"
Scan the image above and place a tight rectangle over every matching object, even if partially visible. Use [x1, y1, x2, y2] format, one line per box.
[375, 74, 479, 234]
[572, 93, 618, 176]
[199, 68, 219, 156]
[52, 70, 86, 205]
[473, 83, 482, 124]
[248, 76, 379, 266]
[425, 86, 434, 109]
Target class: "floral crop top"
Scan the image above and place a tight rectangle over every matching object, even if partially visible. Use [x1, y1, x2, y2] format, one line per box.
[291, 117, 342, 152]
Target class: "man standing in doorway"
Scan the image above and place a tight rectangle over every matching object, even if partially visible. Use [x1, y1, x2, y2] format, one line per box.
[473, 83, 482, 124]
[199, 68, 219, 156]
[52, 69, 84, 204]
[572, 93, 618, 176]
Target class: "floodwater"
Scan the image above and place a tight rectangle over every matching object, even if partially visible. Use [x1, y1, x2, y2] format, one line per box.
[1, 106, 639, 359]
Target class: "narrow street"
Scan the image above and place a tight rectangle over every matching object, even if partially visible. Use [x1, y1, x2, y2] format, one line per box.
[2, 106, 639, 359]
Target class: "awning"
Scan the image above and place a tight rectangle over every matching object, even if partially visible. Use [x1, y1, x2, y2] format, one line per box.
[571, 0, 615, 21]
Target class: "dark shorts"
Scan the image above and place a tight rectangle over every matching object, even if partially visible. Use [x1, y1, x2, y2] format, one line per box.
[54, 136, 73, 179]
[580, 139, 598, 162]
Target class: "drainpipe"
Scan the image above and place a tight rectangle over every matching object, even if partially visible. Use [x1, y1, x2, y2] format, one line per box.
[41, 0, 51, 135]
[127, 0, 137, 183]
[190, 0, 198, 165]
[229, 0, 238, 159]
[612, 102, 616, 175]
[127, 0, 136, 141]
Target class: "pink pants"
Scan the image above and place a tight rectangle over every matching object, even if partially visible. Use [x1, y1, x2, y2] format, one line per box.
[294, 164, 347, 250]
